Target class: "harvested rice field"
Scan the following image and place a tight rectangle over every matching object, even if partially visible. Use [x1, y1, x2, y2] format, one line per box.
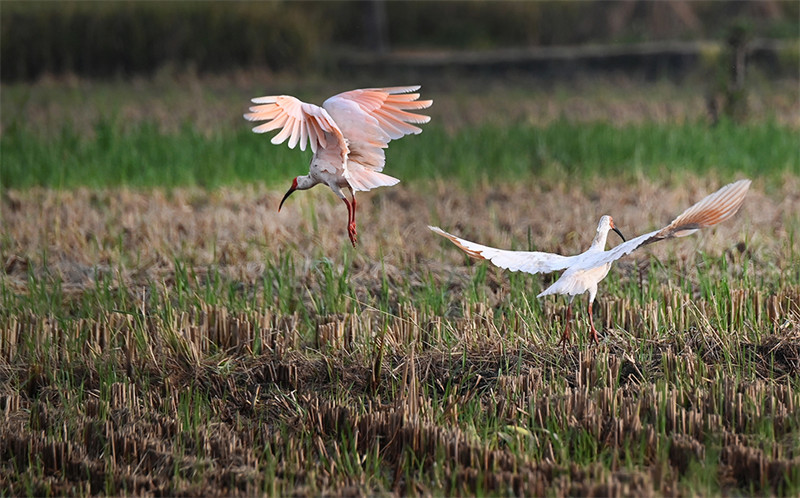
[1, 74, 799, 496]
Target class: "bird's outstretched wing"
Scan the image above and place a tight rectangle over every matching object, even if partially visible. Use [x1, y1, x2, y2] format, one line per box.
[429, 226, 580, 275]
[327, 86, 432, 141]
[243, 95, 343, 154]
[573, 179, 751, 271]
[323, 86, 432, 176]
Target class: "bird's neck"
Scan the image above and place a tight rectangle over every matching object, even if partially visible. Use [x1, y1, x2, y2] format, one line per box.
[296, 175, 318, 190]
[589, 229, 609, 251]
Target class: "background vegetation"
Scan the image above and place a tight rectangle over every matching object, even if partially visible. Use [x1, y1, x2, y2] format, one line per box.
[3, 117, 798, 190]
[2, 73, 798, 191]
[3, 1, 798, 81]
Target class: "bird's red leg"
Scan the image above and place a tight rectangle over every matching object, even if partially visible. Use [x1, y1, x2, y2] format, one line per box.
[348, 189, 358, 243]
[341, 197, 357, 247]
[559, 302, 573, 352]
[588, 300, 600, 345]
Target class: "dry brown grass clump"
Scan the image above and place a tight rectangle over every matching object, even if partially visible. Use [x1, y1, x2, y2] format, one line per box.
[0, 310, 798, 495]
[3, 71, 799, 138]
[2, 176, 795, 291]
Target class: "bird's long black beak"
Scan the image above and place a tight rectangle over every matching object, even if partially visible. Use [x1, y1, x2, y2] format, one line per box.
[612, 226, 626, 242]
[278, 187, 296, 212]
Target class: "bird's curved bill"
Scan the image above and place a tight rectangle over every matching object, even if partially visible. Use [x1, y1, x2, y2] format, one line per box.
[612, 227, 626, 242]
[278, 187, 296, 212]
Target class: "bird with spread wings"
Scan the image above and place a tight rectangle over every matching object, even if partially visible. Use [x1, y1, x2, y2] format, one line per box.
[431, 179, 751, 348]
[244, 86, 432, 246]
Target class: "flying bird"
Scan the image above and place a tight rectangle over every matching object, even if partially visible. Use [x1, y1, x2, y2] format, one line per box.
[430, 179, 751, 348]
[244, 86, 432, 246]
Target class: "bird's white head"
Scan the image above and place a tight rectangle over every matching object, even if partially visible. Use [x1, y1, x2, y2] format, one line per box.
[592, 215, 626, 249]
[278, 175, 316, 212]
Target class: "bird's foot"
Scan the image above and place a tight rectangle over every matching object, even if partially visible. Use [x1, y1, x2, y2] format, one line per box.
[589, 326, 600, 346]
[348, 222, 358, 247]
[558, 331, 570, 353]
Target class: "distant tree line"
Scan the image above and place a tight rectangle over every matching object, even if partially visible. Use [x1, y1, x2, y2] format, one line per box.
[2, 1, 796, 81]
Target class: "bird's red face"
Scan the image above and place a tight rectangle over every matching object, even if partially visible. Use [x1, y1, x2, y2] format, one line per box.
[278, 177, 299, 212]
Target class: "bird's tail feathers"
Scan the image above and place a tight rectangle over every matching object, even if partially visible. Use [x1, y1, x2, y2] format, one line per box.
[345, 168, 400, 192]
[537, 277, 582, 298]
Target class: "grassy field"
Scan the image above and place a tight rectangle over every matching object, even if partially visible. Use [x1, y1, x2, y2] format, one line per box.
[2, 73, 799, 191]
[3, 117, 798, 191]
[1, 74, 799, 496]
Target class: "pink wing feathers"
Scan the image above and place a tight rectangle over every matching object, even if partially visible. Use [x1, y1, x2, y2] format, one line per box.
[243, 95, 343, 154]
[324, 86, 432, 191]
[651, 179, 752, 239]
[331, 86, 433, 140]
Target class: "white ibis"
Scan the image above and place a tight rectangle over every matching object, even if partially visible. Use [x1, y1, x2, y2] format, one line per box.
[430, 179, 751, 348]
[244, 86, 432, 246]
